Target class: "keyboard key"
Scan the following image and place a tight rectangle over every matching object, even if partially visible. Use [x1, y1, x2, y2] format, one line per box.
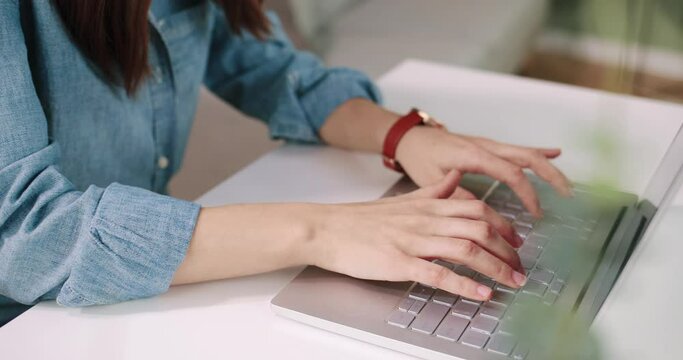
[470, 314, 498, 334]
[474, 274, 495, 288]
[490, 290, 514, 306]
[519, 245, 542, 259]
[460, 329, 489, 349]
[529, 268, 554, 285]
[564, 217, 585, 229]
[512, 343, 530, 359]
[536, 255, 556, 272]
[495, 283, 519, 294]
[434, 315, 469, 341]
[543, 292, 558, 306]
[433, 259, 454, 270]
[386, 310, 415, 328]
[513, 293, 541, 308]
[549, 279, 564, 294]
[432, 289, 458, 306]
[517, 213, 537, 226]
[543, 239, 566, 255]
[452, 299, 479, 319]
[560, 223, 580, 232]
[487, 333, 517, 356]
[408, 299, 426, 315]
[525, 234, 548, 248]
[555, 267, 570, 283]
[505, 201, 524, 211]
[534, 224, 559, 238]
[480, 303, 506, 320]
[453, 266, 475, 278]
[409, 284, 435, 301]
[520, 255, 536, 270]
[514, 224, 531, 238]
[496, 321, 515, 335]
[410, 302, 450, 334]
[522, 280, 547, 297]
[499, 211, 517, 221]
[461, 298, 482, 305]
[514, 218, 533, 229]
[398, 297, 415, 311]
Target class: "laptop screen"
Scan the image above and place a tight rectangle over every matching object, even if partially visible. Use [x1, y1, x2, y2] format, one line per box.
[641, 124, 683, 209]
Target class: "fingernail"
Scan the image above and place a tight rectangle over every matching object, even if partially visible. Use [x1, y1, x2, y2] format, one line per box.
[517, 265, 526, 275]
[514, 234, 524, 247]
[513, 271, 527, 287]
[477, 285, 492, 299]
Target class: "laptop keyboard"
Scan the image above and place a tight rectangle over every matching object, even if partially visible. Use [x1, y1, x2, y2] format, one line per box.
[385, 186, 598, 359]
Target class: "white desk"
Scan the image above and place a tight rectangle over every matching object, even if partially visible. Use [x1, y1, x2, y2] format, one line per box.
[2, 60, 683, 360]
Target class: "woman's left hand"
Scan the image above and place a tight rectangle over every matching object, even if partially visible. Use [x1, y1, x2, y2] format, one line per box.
[395, 126, 573, 217]
[320, 99, 572, 216]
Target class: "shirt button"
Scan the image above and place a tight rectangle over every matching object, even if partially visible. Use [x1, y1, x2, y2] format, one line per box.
[157, 156, 169, 170]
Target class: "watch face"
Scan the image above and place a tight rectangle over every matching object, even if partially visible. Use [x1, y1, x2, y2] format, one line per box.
[417, 110, 446, 130]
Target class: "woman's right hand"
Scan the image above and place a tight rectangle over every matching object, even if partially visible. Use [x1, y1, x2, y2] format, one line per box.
[307, 170, 527, 301]
[175, 170, 526, 301]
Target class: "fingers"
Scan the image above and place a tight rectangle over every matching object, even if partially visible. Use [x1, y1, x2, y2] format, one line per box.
[408, 165, 448, 191]
[524, 153, 573, 197]
[411, 218, 522, 272]
[467, 138, 571, 197]
[466, 150, 542, 217]
[407, 257, 492, 301]
[449, 187, 477, 200]
[412, 199, 522, 248]
[408, 237, 527, 291]
[403, 169, 461, 200]
[539, 148, 561, 159]
[492, 145, 572, 197]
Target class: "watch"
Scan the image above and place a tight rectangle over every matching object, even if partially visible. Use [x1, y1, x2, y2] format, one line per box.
[382, 108, 445, 172]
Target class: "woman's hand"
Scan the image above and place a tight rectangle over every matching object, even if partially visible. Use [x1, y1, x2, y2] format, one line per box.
[395, 126, 573, 217]
[320, 99, 572, 217]
[307, 171, 526, 301]
[174, 171, 526, 301]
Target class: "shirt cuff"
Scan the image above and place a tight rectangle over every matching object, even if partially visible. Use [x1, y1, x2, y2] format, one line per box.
[270, 68, 382, 144]
[56, 183, 200, 306]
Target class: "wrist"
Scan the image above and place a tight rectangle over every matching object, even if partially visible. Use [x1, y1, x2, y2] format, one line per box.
[174, 203, 325, 285]
[289, 203, 327, 267]
[320, 98, 399, 153]
[394, 126, 438, 166]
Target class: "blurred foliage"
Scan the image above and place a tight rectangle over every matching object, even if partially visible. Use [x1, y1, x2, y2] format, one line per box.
[548, 0, 683, 52]
[507, 213, 603, 359]
[659, 0, 683, 28]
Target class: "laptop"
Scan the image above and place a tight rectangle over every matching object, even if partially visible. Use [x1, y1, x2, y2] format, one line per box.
[271, 125, 683, 359]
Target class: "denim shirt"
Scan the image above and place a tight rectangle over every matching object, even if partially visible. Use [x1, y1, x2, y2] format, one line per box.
[0, 0, 380, 316]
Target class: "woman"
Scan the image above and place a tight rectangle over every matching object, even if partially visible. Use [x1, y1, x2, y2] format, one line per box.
[0, 0, 571, 322]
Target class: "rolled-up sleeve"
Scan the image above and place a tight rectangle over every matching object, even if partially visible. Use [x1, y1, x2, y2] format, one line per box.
[203, 8, 382, 143]
[0, 1, 199, 307]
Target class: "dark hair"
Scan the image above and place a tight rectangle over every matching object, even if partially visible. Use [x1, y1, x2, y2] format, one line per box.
[51, 0, 270, 95]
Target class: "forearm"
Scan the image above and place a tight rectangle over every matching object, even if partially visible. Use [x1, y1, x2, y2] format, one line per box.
[320, 98, 399, 153]
[171, 203, 320, 285]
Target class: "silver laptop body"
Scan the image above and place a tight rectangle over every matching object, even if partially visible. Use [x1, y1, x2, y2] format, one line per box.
[272, 126, 683, 360]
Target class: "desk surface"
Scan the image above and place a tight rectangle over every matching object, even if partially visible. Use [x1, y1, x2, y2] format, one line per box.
[2, 60, 682, 360]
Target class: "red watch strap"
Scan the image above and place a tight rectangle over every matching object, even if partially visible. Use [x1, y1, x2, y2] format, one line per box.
[382, 109, 425, 172]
